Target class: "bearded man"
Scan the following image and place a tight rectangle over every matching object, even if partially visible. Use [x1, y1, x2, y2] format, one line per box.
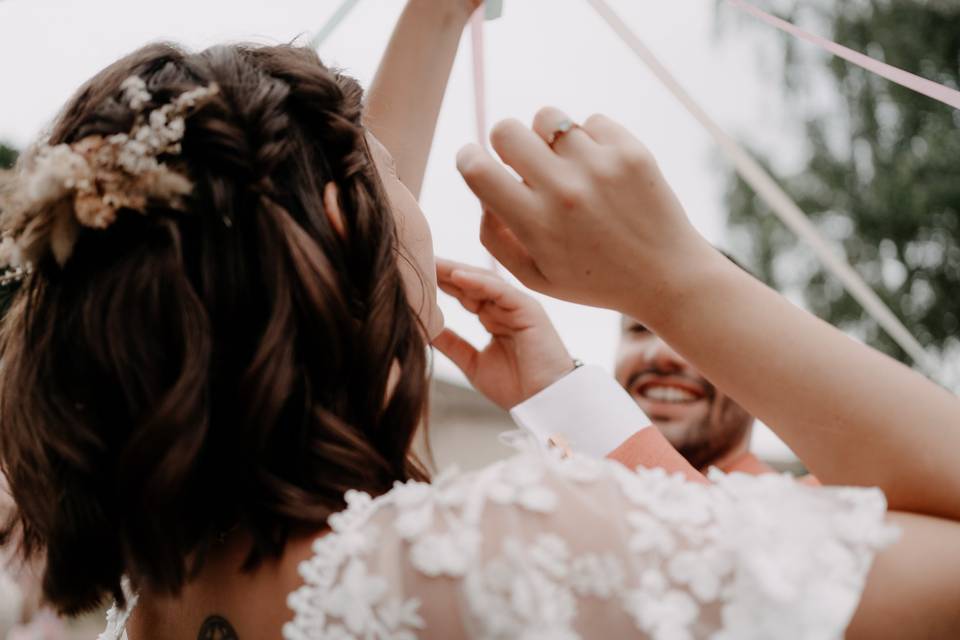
[614, 314, 816, 483]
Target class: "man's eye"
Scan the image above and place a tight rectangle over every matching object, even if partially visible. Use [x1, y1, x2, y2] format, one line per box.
[629, 323, 649, 335]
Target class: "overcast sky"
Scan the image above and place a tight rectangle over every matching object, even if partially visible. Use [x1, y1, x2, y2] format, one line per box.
[0, 0, 810, 459]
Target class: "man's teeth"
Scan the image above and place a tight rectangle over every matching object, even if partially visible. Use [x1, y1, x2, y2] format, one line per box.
[641, 385, 698, 403]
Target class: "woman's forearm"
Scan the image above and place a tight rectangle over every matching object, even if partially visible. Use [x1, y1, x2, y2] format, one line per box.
[639, 249, 960, 519]
[453, 108, 960, 520]
[365, 0, 473, 199]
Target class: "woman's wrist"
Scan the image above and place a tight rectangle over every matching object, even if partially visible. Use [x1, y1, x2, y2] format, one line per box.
[405, 0, 475, 26]
[620, 237, 730, 331]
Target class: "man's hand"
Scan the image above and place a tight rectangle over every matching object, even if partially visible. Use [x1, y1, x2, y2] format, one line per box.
[432, 259, 574, 410]
[455, 107, 715, 323]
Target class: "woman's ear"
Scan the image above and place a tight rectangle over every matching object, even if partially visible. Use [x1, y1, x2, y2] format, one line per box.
[323, 181, 347, 239]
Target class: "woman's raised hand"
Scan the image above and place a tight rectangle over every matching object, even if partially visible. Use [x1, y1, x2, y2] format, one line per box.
[455, 107, 715, 321]
[436, 0, 484, 21]
[432, 259, 574, 410]
[464, 0, 485, 13]
[456, 109, 960, 538]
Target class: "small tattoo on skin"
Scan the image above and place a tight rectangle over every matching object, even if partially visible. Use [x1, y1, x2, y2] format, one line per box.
[198, 615, 238, 640]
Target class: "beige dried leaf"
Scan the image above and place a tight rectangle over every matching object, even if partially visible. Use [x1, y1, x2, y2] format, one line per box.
[50, 205, 81, 266]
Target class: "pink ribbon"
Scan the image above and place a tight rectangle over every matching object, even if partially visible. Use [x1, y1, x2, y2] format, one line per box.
[587, 0, 939, 375]
[727, 0, 960, 110]
[470, 10, 489, 147]
[470, 10, 500, 270]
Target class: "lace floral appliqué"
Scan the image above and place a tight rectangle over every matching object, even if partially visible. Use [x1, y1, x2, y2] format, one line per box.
[282, 448, 896, 640]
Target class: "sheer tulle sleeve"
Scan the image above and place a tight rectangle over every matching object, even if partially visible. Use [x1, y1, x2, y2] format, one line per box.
[284, 444, 898, 640]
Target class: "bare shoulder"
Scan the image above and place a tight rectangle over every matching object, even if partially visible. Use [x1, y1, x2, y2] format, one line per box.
[847, 511, 960, 640]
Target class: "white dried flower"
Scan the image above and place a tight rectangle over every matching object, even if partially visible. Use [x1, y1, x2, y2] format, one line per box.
[0, 236, 23, 269]
[148, 109, 168, 133]
[25, 144, 91, 209]
[116, 139, 156, 176]
[120, 76, 151, 111]
[134, 125, 158, 146]
[164, 117, 186, 145]
[173, 84, 220, 110]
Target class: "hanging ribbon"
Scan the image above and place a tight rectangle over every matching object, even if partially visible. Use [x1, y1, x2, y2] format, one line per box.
[471, 8, 500, 270]
[586, 0, 939, 377]
[308, 0, 362, 50]
[471, 2, 505, 146]
[727, 0, 960, 111]
[471, 11, 489, 148]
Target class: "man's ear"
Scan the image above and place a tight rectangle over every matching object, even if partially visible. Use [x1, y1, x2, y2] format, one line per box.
[323, 181, 347, 238]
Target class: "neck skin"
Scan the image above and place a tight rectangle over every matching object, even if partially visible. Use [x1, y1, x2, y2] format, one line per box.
[129, 528, 324, 640]
[700, 426, 753, 473]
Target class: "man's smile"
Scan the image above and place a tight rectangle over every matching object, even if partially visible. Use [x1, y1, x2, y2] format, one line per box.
[632, 375, 707, 406]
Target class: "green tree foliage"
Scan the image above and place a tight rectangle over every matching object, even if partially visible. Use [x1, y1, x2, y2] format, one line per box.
[0, 142, 17, 170]
[725, 0, 960, 371]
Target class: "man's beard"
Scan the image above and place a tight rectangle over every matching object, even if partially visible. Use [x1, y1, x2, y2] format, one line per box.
[627, 368, 753, 471]
[671, 391, 753, 471]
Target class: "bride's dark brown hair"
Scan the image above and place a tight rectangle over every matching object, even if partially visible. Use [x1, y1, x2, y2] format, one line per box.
[0, 42, 429, 615]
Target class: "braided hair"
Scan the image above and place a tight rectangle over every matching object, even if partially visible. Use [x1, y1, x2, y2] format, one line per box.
[0, 42, 429, 615]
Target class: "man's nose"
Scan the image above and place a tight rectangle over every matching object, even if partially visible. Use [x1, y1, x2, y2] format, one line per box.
[643, 336, 685, 373]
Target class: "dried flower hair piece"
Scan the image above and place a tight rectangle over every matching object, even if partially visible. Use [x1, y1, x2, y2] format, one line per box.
[0, 76, 219, 272]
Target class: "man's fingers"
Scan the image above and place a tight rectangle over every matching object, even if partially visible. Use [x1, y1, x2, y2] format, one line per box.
[438, 280, 482, 314]
[436, 277, 464, 300]
[436, 258, 491, 284]
[448, 269, 521, 312]
[456, 144, 539, 235]
[436, 258, 460, 286]
[438, 276, 523, 333]
[438, 259, 522, 312]
[532, 106, 596, 157]
[432, 328, 479, 379]
[480, 211, 549, 293]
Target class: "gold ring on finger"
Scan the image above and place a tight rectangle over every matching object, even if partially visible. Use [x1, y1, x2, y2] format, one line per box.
[547, 119, 580, 148]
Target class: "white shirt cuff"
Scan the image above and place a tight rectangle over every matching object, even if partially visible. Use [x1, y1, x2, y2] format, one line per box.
[509, 365, 652, 458]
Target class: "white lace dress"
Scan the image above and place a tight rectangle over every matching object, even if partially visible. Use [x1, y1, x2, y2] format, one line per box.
[100, 443, 896, 640]
[100, 368, 899, 639]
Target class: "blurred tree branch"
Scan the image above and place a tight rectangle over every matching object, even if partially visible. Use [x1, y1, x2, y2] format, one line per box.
[721, 0, 960, 373]
[0, 143, 17, 170]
